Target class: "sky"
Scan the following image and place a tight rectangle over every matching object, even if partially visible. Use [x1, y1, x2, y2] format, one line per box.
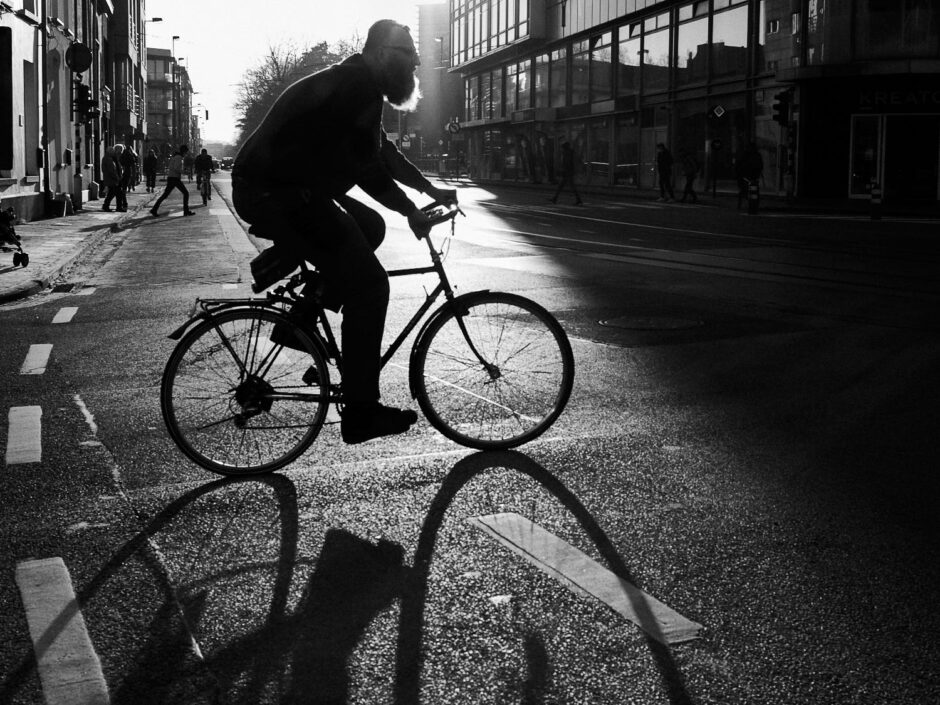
[146, 0, 439, 143]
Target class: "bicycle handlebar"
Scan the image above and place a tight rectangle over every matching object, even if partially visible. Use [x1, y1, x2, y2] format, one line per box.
[421, 201, 464, 228]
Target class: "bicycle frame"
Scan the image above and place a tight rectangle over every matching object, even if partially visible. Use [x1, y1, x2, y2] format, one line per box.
[169, 207, 493, 392]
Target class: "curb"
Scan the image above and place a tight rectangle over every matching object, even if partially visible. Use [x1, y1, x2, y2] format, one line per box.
[0, 198, 152, 305]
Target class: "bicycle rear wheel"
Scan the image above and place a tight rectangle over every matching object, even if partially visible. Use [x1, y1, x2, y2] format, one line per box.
[161, 308, 330, 475]
[412, 291, 574, 449]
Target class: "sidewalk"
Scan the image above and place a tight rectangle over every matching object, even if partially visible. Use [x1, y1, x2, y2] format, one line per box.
[0, 189, 156, 304]
[434, 172, 940, 218]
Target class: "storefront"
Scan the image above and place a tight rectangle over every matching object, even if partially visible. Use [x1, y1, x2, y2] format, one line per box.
[801, 75, 940, 202]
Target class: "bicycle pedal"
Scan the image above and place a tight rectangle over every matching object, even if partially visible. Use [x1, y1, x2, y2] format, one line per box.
[302, 365, 320, 386]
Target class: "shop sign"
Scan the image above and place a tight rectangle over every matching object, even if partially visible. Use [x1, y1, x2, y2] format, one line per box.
[858, 90, 940, 112]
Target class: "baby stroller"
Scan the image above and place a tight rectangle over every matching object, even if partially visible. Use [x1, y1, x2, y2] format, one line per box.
[0, 207, 28, 267]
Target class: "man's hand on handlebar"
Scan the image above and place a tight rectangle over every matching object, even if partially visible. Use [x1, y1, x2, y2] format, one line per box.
[407, 208, 433, 240]
[425, 186, 458, 207]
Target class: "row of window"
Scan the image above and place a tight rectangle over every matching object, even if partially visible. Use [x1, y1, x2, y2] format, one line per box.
[465, 0, 752, 120]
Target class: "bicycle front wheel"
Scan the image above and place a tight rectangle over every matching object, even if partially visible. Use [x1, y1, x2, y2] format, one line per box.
[161, 308, 330, 475]
[413, 291, 574, 449]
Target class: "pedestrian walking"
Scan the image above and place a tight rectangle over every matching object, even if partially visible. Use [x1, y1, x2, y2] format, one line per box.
[142, 149, 158, 192]
[679, 148, 699, 203]
[100, 145, 125, 212]
[119, 142, 137, 202]
[150, 145, 195, 217]
[183, 150, 195, 182]
[656, 143, 675, 202]
[549, 141, 583, 206]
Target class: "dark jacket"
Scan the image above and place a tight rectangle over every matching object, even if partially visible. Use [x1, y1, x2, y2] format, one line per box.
[233, 54, 431, 217]
[142, 154, 158, 175]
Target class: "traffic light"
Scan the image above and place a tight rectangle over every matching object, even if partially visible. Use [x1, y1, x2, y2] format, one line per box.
[73, 80, 93, 120]
[772, 89, 791, 126]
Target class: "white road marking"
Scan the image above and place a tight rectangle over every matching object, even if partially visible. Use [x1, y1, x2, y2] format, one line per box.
[5, 406, 43, 464]
[15, 558, 110, 705]
[469, 512, 702, 645]
[21, 344, 53, 375]
[74, 287, 97, 296]
[52, 307, 78, 324]
[73, 395, 99, 436]
[221, 283, 238, 290]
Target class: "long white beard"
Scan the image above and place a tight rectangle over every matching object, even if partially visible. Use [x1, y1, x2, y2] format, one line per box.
[390, 76, 421, 113]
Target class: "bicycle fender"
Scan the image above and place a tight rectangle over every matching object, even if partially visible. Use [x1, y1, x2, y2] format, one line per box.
[168, 313, 207, 340]
[407, 289, 490, 397]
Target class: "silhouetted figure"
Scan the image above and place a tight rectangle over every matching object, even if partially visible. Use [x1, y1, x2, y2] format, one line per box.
[656, 143, 675, 202]
[549, 141, 582, 205]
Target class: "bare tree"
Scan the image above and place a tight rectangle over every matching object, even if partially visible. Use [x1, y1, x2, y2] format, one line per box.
[234, 37, 361, 147]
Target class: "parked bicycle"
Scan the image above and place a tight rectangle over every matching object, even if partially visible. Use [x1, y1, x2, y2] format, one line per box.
[160, 202, 575, 476]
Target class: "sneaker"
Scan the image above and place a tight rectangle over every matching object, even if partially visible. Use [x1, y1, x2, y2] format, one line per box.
[102, 205, 112, 212]
[341, 404, 418, 444]
[149, 208, 159, 217]
[184, 210, 196, 216]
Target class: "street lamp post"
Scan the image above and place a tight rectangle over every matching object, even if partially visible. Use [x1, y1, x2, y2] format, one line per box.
[171, 35, 179, 148]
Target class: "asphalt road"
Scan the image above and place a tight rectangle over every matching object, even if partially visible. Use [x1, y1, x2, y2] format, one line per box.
[1, 174, 938, 704]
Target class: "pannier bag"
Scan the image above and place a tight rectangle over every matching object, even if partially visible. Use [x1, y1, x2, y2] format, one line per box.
[250, 245, 298, 293]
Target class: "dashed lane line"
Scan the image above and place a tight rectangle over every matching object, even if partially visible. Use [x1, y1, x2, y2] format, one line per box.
[5, 406, 42, 465]
[15, 558, 110, 705]
[20, 344, 53, 375]
[469, 512, 702, 645]
[51, 307, 78, 324]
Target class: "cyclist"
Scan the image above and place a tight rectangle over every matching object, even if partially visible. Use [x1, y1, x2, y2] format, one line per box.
[233, 19, 456, 445]
[194, 148, 214, 201]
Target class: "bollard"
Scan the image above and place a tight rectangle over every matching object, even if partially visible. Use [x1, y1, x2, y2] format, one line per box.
[747, 179, 759, 215]
[870, 181, 882, 220]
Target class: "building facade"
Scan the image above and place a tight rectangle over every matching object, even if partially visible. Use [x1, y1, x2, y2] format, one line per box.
[145, 48, 197, 164]
[450, 0, 940, 203]
[1, 0, 149, 220]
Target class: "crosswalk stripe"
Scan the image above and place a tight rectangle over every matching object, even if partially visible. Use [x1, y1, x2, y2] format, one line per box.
[52, 307, 78, 324]
[20, 344, 53, 375]
[15, 558, 109, 705]
[469, 512, 702, 645]
[5, 406, 42, 464]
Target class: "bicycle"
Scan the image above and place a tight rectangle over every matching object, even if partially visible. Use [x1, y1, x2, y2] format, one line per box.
[197, 171, 211, 205]
[160, 202, 575, 476]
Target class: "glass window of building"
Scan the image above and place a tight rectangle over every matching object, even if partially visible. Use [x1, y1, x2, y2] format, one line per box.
[676, 3, 708, 86]
[517, 59, 532, 110]
[642, 14, 671, 94]
[491, 68, 503, 118]
[855, 0, 939, 60]
[534, 53, 550, 108]
[505, 62, 518, 114]
[591, 32, 613, 102]
[550, 47, 567, 108]
[618, 24, 641, 97]
[712, 2, 749, 79]
[572, 39, 590, 105]
[466, 75, 480, 121]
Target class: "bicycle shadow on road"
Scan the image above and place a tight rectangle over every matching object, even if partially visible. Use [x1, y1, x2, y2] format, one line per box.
[394, 449, 695, 705]
[0, 475, 300, 704]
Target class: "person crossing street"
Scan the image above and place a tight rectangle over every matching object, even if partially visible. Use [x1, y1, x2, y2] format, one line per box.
[150, 145, 195, 217]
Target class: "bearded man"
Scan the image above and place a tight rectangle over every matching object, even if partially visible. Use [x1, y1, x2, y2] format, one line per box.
[233, 19, 455, 444]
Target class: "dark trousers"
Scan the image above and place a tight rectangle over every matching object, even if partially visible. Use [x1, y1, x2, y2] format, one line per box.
[659, 173, 675, 200]
[145, 172, 156, 190]
[154, 177, 189, 211]
[551, 173, 581, 203]
[103, 184, 126, 210]
[234, 180, 389, 405]
[681, 175, 697, 202]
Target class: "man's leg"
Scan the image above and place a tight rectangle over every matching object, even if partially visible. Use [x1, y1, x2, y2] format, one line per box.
[175, 181, 193, 213]
[276, 196, 415, 443]
[151, 179, 176, 214]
